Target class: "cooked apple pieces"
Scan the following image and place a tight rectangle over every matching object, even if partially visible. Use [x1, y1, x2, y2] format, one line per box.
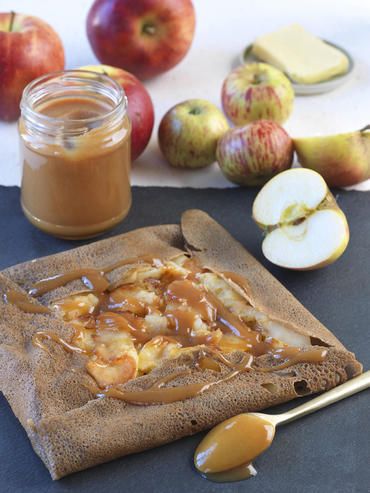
[47, 254, 311, 389]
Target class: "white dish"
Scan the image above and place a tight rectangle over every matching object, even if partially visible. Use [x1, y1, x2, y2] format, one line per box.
[240, 40, 355, 95]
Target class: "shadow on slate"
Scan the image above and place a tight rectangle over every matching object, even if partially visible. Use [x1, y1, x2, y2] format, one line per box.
[0, 185, 369, 493]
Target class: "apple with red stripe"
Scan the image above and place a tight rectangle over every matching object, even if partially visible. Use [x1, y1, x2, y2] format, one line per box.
[81, 65, 154, 161]
[86, 0, 196, 80]
[216, 120, 294, 186]
[221, 63, 294, 126]
[0, 12, 64, 121]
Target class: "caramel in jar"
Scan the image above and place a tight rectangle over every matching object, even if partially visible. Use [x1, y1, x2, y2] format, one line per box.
[19, 70, 131, 239]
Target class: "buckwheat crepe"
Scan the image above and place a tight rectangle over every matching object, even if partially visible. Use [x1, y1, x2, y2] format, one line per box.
[0, 210, 362, 479]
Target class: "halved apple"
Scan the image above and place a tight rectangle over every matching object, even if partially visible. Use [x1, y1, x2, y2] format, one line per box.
[252, 169, 349, 270]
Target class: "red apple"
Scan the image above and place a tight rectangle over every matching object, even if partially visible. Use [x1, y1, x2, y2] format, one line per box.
[81, 64, 154, 160]
[0, 12, 65, 121]
[221, 63, 294, 126]
[216, 120, 294, 186]
[86, 0, 196, 80]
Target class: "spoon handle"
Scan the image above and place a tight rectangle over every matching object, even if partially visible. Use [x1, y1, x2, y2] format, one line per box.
[276, 370, 370, 426]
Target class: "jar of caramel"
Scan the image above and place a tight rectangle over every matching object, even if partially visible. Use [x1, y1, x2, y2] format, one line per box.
[19, 70, 131, 239]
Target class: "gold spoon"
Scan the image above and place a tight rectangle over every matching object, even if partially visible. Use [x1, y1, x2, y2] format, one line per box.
[194, 370, 370, 482]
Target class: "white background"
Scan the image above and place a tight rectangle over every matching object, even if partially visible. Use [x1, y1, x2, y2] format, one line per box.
[0, 0, 369, 188]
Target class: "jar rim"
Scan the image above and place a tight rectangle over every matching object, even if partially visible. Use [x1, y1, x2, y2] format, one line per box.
[20, 69, 127, 128]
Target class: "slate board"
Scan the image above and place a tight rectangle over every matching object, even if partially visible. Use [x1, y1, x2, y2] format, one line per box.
[0, 185, 369, 493]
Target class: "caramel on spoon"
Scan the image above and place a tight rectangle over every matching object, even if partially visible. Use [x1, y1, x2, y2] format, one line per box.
[194, 370, 370, 482]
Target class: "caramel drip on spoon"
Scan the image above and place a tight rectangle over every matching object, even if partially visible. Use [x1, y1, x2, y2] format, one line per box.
[194, 413, 274, 482]
[202, 462, 257, 482]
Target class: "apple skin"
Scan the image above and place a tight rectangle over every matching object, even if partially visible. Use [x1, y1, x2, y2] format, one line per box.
[294, 127, 370, 187]
[216, 120, 293, 186]
[86, 0, 196, 80]
[158, 99, 229, 169]
[221, 63, 294, 126]
[80, 64, 154, 161]
[0, 12, 65, 121]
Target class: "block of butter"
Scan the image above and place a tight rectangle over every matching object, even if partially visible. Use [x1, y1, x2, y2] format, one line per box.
[252, 24, 349, 84]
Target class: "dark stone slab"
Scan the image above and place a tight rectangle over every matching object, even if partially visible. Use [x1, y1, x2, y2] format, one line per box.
[0, 186, 369, 493]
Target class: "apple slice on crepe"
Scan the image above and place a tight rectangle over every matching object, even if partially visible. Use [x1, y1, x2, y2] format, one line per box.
[253, 169, 349, 270]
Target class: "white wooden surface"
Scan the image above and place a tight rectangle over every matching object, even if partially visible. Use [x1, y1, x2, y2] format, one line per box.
[0, 0, 369, 189]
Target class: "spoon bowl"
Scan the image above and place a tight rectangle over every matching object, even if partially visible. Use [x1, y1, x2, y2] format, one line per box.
[194, 413, 275, 475]
[194, 370, 370, 482]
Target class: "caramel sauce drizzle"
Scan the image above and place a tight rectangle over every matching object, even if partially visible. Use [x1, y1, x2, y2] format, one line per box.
[102, 292, 146, 316]
[197, 356, 222, 372]
[4, 253, 329, 406]
[259, 347, 328, 372]
[32, 331, 88, 355]
[95, 311, 152, 344]
[88, 353, 254, 405]
[148, 370, 192, 390]
[4, 290, 50, 314]
[167, 279, 216, 323]
[164, 279, 266, 352]
[27, 254, 158, 299]
[206, 291, 261, 345]
[222, 271, 252, 296]
[29, 269, 109, 297]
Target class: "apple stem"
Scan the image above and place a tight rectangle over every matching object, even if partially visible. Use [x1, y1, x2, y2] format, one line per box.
[359, 124, 370, 133]
[189, 107, 202, 115]
[9, 11, 16, 32]
[252, 74, 263, 85]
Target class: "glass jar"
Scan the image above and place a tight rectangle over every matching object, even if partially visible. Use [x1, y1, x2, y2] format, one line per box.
[19, 70, 131, 239]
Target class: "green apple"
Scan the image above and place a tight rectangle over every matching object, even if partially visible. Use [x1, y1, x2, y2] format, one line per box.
[221, 62, 294, 126]
[294, 125, 370, 187]
[216, 120, 293, 186]
[158, 99, 229, 168]
[252, 169, 349, 270]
